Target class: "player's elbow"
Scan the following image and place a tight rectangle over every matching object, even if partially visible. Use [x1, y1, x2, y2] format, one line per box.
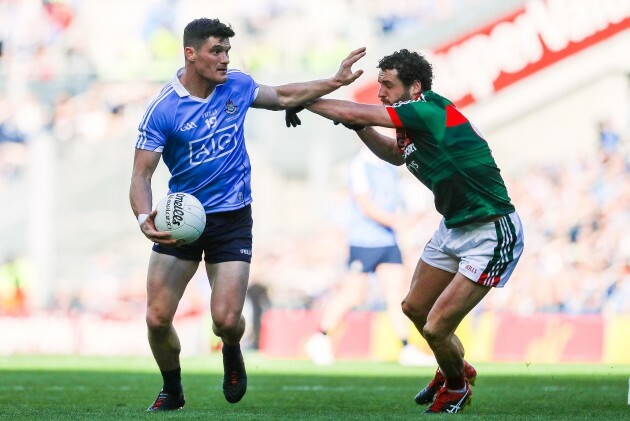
[276, 95, 300, 110]
[268, 103, 284, 111]
[377, 150, 405, 166]
[130, 172, 152, 188]
[390, 155, 405, 166]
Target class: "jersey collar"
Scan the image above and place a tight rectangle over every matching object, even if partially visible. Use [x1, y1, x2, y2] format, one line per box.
[172, 68, 223, 102]
[172, 68, 190, 98]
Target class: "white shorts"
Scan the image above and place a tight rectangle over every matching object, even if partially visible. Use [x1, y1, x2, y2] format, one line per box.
[421, 212, 524, 288]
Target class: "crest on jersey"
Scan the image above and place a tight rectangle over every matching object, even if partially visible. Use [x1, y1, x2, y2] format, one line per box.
[224, 100, 237, 115]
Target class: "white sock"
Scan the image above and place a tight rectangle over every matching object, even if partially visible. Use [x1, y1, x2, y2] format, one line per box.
[447, 386, 467, 394]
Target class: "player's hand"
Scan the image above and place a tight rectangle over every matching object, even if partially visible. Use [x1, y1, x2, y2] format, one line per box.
[333, 120, 366, 132]
[139, 210, 178, 246]
[332, 47, 366, 86]
[285, 106, 304, 128]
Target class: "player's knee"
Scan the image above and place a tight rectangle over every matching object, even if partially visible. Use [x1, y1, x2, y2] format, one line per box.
[213, 312, 241, 334]
[146, 312, 172, 335]
[421, 324, 437, 344]
[422, 323, 447, 345]
[401, 300, 427, 325]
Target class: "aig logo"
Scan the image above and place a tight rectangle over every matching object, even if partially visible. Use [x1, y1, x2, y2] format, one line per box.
[189, 124, 238, 165]
[180, 121, 197, 131]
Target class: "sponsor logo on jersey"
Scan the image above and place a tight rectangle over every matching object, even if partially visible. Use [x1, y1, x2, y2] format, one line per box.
[402, 143, 417, 159]
[225, 100, 237, 114]
[179, 121, 197, 131]
[189, 124, 238, 165]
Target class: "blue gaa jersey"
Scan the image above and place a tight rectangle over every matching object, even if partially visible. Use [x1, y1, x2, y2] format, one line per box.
[347, 150, 401, 247]
[136, 68, 259, 213]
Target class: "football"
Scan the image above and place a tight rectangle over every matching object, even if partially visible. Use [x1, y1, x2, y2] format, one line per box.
[154, 192, 206, 244]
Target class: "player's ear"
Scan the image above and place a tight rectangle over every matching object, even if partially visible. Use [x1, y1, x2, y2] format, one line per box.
[184, 46, 196, 62]
[410, 80, 422, 97]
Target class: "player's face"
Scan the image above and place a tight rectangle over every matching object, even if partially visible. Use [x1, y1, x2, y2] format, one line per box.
[191, 37, 231, 84]
[377, 69, 413, 105]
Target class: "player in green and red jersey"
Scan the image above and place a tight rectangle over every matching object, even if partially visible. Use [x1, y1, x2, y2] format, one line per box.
[286, 49, 524, 414]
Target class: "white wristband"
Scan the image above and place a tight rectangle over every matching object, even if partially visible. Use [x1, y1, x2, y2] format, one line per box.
[137, 214, 149, 225]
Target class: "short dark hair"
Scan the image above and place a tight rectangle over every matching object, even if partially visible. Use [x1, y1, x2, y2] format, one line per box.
[378, 49, 433, 91]
[183, 18, 235, 49]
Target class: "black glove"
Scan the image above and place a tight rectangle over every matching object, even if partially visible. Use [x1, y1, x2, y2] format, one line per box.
[333, 121, 366, 131]
[285, 106, 304, 128]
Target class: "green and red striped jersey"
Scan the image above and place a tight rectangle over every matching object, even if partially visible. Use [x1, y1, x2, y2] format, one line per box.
[386, 90, 515, 228]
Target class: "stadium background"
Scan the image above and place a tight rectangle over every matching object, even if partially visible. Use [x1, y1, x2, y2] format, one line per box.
[0, 0, 629, 364]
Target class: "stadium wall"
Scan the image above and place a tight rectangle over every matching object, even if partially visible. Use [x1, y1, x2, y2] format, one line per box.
[257, 309, 630, 364]
[1, 311, 629, 363]
[352, 0, 630, 171]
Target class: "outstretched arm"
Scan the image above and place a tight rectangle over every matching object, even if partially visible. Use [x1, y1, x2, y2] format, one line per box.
[307, 99, 404, 165]
[251, 47, 366, 110]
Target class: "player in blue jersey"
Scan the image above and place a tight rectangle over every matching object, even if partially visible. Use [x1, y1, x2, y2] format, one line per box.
[129, 18, 365, 411]
[305, 148, 435, 367]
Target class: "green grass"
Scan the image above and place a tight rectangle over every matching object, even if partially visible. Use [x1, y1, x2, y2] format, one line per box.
[1, 354, 629, 420]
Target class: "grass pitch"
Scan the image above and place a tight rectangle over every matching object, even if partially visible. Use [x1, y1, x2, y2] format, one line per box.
[0, 354, 629, 420]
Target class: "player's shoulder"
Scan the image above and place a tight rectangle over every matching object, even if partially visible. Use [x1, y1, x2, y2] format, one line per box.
[145, 83, 179, 114]
[226, 69, 256, 85]
[138, 82, 179, 131]
[423, 91, 453, 107]
[391, 96, 424, 110]
[392, 91, 451, 114]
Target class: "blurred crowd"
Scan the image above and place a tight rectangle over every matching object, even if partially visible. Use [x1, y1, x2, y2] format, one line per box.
[1, 0, 629, 321]
[0, 0, 496, 184]
[0, 0, 498, 82]
[484, 143, 630, 315]
[3, 125, 628, 318]
[259, 136, 630, 317]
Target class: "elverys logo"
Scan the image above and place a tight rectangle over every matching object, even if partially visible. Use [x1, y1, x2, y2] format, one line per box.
[165, 193, 186, 229]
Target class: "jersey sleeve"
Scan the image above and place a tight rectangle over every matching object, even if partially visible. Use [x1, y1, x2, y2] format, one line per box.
[229, 70, 259, 107]
[135, 100, 171, 152]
